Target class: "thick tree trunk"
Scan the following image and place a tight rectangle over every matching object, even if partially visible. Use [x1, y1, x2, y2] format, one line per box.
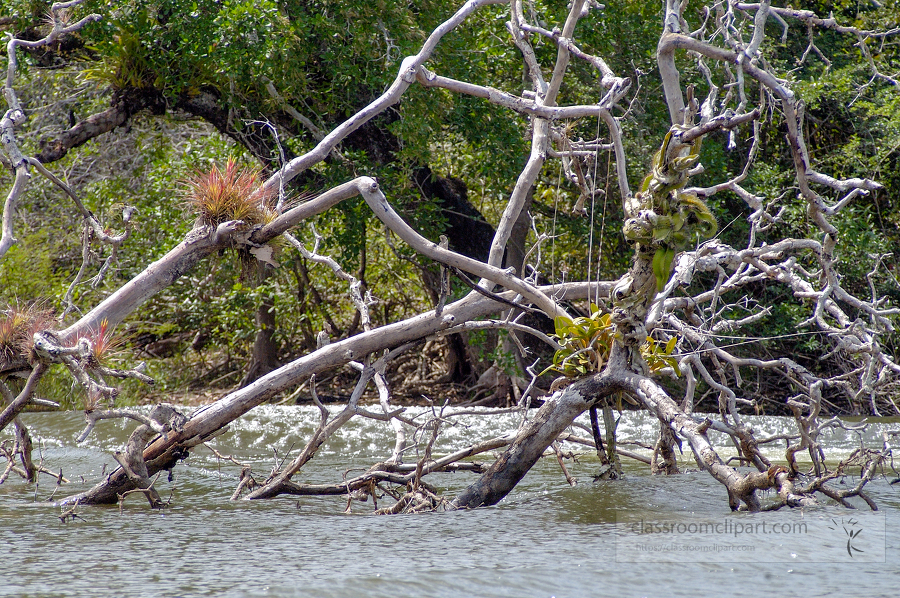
[36, 87, 166, 163]
[451, 369, 627, 509]
[59, 280, 602, 507]
[492, 188, 536, 402]
[241, 294, 280, 385]
[241, 267, 281, 386]
[58, 291, 517, 506]
[413, 167, 495, 383]
[503, 188, 533, 275]
[412, 167, 495, 263]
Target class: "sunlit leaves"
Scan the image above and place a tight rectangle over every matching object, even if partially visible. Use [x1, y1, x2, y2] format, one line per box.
[544, 304, 680, 379]
[642, 335, 680, 376]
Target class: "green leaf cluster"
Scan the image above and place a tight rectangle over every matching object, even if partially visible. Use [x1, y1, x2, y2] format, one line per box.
[544, 305, 679, 379]
[545, 305, 616, 378]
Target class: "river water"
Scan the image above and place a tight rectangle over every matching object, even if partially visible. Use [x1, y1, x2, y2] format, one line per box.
[1, 406, 897, 597]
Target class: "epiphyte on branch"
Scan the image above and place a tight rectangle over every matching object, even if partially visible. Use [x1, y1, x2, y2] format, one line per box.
[624, 128, 718, 291]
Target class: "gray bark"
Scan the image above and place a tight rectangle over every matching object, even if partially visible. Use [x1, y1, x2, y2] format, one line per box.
[451, 368, 627, 509]
[59, 282, 603, 506]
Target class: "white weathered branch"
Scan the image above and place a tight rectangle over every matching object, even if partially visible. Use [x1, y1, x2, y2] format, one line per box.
[356, 177, 567, 319]
[260, 0, 507, 196]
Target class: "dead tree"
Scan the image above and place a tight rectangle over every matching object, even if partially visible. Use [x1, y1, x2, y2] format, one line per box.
[2, 1, 898, 513]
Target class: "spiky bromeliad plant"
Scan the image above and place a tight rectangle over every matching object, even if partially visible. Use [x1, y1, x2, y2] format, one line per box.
[184, 157, 284, 275]
[184, 157, 276, 228]
[0, 303, 54, 367]
[0, 310, 31, 366]
[84, 318, 127, 367]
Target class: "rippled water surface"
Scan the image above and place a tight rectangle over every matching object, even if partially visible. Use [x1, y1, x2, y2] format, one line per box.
[1, 407, 897, 597]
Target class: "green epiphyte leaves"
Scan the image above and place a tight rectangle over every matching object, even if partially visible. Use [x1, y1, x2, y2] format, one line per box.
[652, 246, 675, 292]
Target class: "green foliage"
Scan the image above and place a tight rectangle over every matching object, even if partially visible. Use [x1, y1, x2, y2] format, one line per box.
[625, 130, 718, 291]
[3, 0, 898, 408]
[545, 304, 679, 379]
[642, 335, 681, 376]
[545, 305, 615, 378]
[82, 26, 155, 89]
[79, 0, 285, 98]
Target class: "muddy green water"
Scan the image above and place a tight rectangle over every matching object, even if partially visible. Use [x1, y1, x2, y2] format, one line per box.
[1, 407, 898, 597]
